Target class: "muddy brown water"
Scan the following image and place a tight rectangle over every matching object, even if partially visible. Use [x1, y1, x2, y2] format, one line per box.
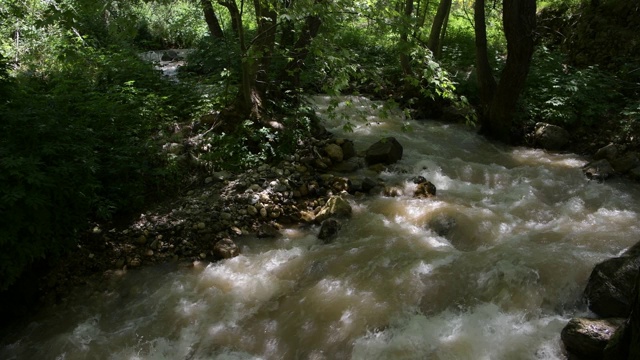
[2, 96, 640, 359]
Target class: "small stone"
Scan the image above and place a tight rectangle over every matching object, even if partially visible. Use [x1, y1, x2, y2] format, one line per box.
[324, 143, 344, 163]
[257, 224, 280, 238]
[136, 235, 147, 245]
[199, 253, 207, 259]
[205, 177, 214, 184]
[318, 218, 342, 243]
[231, 226, 242, 236]
[300, 211, 315, 223]
[197, 222, 206, 230]
[260, 208, 268, 218]
[247, 205, 258, 216]
[213, 238, 240, 259]
[145, 249, 154, 257]
[414, 181, 437, 198]
[88, 253, 95, 259]
[129, 258, 142, 267]
[314, 196, 352, 223]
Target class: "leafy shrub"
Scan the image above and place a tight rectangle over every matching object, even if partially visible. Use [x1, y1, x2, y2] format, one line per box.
[519, 48, 623, 128]
[302, 26, 401, 96]
[131, 0, 207, 49]
[0, 45, 199, 290]
[199, 101, 315, 171]
[182, 36, 241, 80]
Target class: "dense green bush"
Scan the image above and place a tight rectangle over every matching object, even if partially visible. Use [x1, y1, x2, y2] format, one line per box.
[132, 1, 207, 49]
[0, 45, 198, 290]
[302, 26, 401, 96]
[518, 48, 623, 128]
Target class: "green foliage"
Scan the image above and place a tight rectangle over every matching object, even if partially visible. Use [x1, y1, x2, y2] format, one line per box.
[200, 101, 315, 171]
[519, 48, 623, 128]
[0, 41, 199, 289]
[407, 46, 458, 101]
[303, 26, 400, 96]
[182, 36, 241, 81]
[0, 53, 10, 100]
[132, 1, 207, 49]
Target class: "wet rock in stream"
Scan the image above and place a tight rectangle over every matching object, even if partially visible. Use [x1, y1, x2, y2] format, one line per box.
[561, 317, 625, 360]
[365, 136, 403, 165]
[318, 218, 342, 243]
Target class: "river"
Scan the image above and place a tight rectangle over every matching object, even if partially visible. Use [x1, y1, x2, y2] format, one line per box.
[2, 96, 640, 359]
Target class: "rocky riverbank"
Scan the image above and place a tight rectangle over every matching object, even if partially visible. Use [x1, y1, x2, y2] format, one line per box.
[0, 115, 430, 329]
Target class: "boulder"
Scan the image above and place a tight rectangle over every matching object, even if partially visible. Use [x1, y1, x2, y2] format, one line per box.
[594, 144, 620, 161]
[561, 317, 626, 359]
[256, 224, 280, 238]
[361, 177, 378, 193]
[414, 181, 436, 198]
[428, 214, 457, 237]
[584, 241, 640, 317]
[365, 137, 403, 165]
[611, 152, 640, 174]
[340, 139, 356, 160]
[534, 122, 571, 150]
[314, 196, 352, 223]
[333, 158, 363, 173]
[412, 176, 427, 184]
[583, 159, 615, 181]
[629, 166, 640, 181]
[161, 50, 180, 61]
[213, 238, 240, 259]
[329, 177, 351, 193]
[324, 143, 344, 163]
[318, 218, 342, 243]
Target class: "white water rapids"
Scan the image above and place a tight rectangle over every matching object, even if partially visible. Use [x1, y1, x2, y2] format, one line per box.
[3, 96, 640, 359]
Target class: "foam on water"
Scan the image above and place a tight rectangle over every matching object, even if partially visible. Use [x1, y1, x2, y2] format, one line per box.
[351, 303, 568, 360]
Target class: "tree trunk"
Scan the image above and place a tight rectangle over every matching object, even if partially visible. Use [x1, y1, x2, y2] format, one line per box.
[487, 0, 536, 142]
[399, 0, 414, 77]
[427, 0, 451, 59]
[248, 0, 278, 118]
[475, 0, 536, 143]
[201, 0, 225, 39]
[474, 0, 497, 116]
[218, 0, 253, 119]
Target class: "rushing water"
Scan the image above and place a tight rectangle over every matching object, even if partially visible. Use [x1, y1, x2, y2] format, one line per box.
[3, 96, 640, 360]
